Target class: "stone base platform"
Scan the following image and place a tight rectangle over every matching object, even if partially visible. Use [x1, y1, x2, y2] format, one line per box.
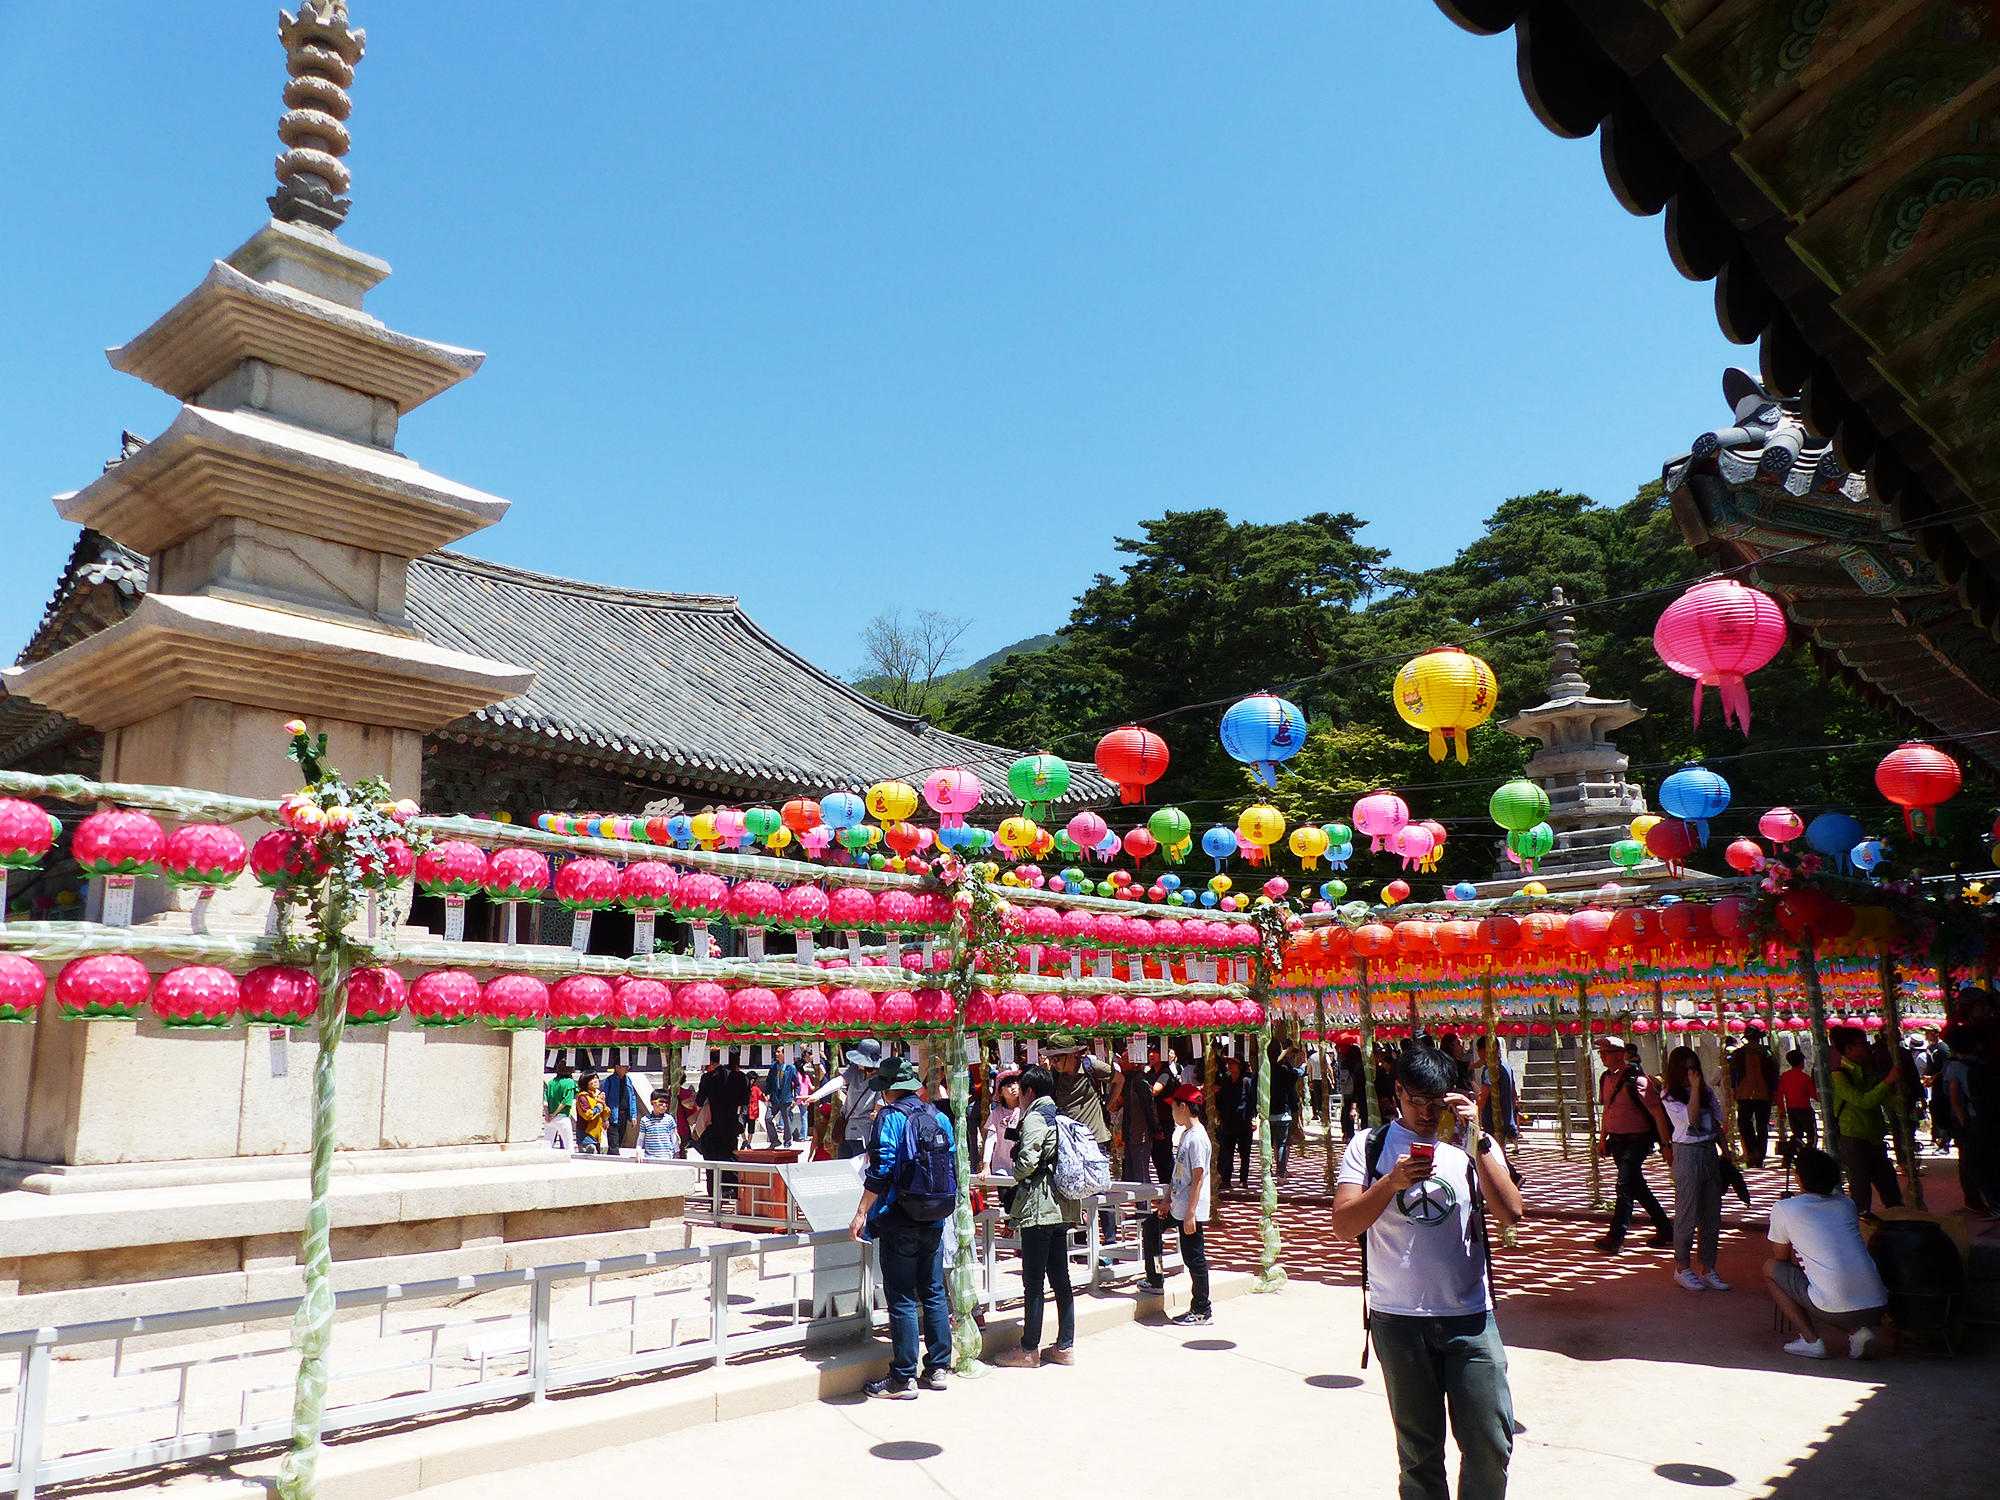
[0, 1154, 698, 1330]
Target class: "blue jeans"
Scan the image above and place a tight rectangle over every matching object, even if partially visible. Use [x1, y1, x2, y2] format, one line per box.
[1370, 1311, 1514, 1500]
[875, 1219, 950, 1380]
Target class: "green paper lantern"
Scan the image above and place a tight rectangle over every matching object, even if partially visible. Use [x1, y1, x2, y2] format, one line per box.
[1007, 753, 1070, 820]
[1489, 779, 1551, 833]
[1609, 839, 1646, 869]
[1148, 806, 1192, 848]
[743, 806, 783, 840]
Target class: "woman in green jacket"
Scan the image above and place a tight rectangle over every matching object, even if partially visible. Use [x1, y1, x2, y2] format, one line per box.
[991, 1066, 1080, 1368]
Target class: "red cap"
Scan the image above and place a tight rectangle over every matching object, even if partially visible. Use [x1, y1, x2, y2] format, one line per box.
[1170, 1083, 1203, 1107]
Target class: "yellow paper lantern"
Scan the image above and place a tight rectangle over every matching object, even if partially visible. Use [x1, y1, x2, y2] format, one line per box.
[763, 826, 793, 852]
[866, 780, 919, 823]
[1289, 824, 1331, 870]
[1393, 646, 1499, 764]
[1630, 814, 1661, 841]
[1237, 803, 1286, 858]
[1520, 881, 1547, 897]
[689, 812, 718, 846]
[997, 816, 1040, 856]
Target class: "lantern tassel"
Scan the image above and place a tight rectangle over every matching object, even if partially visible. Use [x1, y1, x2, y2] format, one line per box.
[1428, 729, 1446, 763]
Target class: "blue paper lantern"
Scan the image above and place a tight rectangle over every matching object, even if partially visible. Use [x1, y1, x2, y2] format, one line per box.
[1658, 765, 1731, 845]
[1319, 879, 1348, 902]
[1851, 839, 1888, 874]
[665, 814, 694, 845]
[1452, 880, 1479, 901]
[1806, 812, 1865, 874]
[1199, 890, 1219, 908]
[821, 791, 866, 831]
[1201, 825, 1239, 871]
[1220, 693, 1308, 788]
[1159, 873, 1181, 893]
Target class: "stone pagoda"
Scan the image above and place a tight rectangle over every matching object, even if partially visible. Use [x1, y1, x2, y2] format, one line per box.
[1477, 589, 1673, 894]
[0, 5, 691, 1327]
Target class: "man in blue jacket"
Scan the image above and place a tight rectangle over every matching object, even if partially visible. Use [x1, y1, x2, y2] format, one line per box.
[847, 1054, 955, 1399]
[601, 1063, 644, 1156]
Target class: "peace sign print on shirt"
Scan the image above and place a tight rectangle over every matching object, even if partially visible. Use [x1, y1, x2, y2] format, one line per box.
[1396, 1175, 1457, 1227]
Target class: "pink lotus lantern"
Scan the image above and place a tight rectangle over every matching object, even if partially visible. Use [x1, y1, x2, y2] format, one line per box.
[1353, 791, 1410, 852]
[1064, 995, 1100, 1031]
[1758, 807, 1804, 846]
[0, 798, 58, 870]
[780, 883, 830, 931]
[0, 953, 46, 1021]
[965, 990, 998, 1028]
[408, 970, 480, 1027]
[730, 881, 785, 927]
[877, 889, 921, 932]
[1030, 993, 1067, 1028]
[728, 986, 783, 1034]
[922, 767, 984, 829]
[1183, 998, 1218, 1031]
[152, 965, 240, 1029]
[996, 992, 1034, 1030]
[160, 823, 250, 934]
[876, 990, 919, 1029]
[677, 980, 732, 1031]
[672, 871, 731, 920]
[829, 886, 878, 931]
[1653, 577, 1786, 734]
[615, 977, 674, 1029]
[916, 988, 956, 1026]
[1389, 823, 1436, 871]
[73, 809, 166, 927]
[483, 974, 552, 1030]
[487, 847, 553, 901]
[1237, 1000, 1264, 1028]
[830, 987, 876, 1031]
[781, 987, 830, 1031]
[414, 839, 486, 940]
[1125, 994, 1158, 1030]
[240, 965, 320, 1026]
[356, 837, 415, 891]
[551, 974, 617, 1025]
[345, 967, 407, 1025]
[1154, 996, 1187, 1030]
[555, 858, 622, 951]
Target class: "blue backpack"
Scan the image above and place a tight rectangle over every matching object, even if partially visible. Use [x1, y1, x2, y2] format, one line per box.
[891, 1096, 957, 1222]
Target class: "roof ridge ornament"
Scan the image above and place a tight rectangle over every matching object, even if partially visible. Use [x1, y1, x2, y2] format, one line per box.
[269, 2, 367, 232]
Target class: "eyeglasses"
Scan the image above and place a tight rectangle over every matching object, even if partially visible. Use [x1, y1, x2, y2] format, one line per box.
[1400, 1092, 1448, 1111]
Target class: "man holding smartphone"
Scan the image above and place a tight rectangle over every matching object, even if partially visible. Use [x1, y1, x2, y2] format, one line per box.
[1333, 1044, 1524, 1500]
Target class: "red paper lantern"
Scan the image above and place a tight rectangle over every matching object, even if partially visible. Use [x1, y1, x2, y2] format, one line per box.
[482, 974, 550, 1030]
[1653, 577, 1786, 734]
[1723, 838, 1766, 874]
[1476, 914, 1522, 953]
[345, 967, 407, 1025]
[241, 965, 319, 1026]
[1565, 909, 1613, 952]
[1393, 921, 1436, 955]
[71, 810, 165, 877]
[407, 970, 480, 1027]
[152, 965, 240, 1028]
[1644, 819, 1700, 875]
[414, 840, 487, 896]
[0, 799, 57, 868]
[160, 824, 248, 888]
[1094, 726, 1170, 805]
[781, 798, 822, 834]
[1874, 741, 1961, 841]
[487, 847, 552, 901]
[0, 953, 46, 1021]
[1709, 896, 1757, 940]
[1351, 923, 1396, 958]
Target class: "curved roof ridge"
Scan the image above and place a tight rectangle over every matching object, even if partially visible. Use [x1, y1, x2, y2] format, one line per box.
[420, 548, 741, 610]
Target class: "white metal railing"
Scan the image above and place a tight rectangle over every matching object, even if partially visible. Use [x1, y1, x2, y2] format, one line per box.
[1, 1173, 1173, 1500]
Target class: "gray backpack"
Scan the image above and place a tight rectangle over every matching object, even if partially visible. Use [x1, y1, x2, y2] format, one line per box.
[1051, 1111, 1111, 1199]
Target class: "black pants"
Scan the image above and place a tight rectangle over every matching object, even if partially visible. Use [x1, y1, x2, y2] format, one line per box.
[1839, 1136, 1903, 1215]
[1272, 1117, 1293, 1178]
[1736, 1100, 1772, 1167]
[1784, 1105, 1818, 1153]
[1017, 1222, 1075, 1351]
[1340, 1093, 1360, 1140]
[1151, 1137, 1175, 1186]
[1218, 1131, 1251, 1187]
[1605, 1134, 1670, 1243]
[1142, 1212, 1210, 1314]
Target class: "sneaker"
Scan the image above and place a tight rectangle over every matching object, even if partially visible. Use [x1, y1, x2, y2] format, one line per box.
[988, 1346, 1040, 1369]
[864, 1376, 916, 1400]
[1041, 1345, 1074, 1366]
[1171, 1309, 1213, 1326]
[1136, 1278, 1166, 1295]
[1847, 1327, 1877, 1360]
[1593, 1235, 1624, 1254]
[918, 1367, 949, 1391]
[1784, 1337, 1828, 1360]
[1674, 1268, 1706, 1292]
[1700, 1269, 1731, 1291]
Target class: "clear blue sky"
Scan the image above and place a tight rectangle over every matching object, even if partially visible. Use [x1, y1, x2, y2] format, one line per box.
[0, 4, 1741, 680]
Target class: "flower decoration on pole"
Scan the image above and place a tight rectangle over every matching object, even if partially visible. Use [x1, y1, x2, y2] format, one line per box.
[1393, 647, 1497, 764]
[1658, 765, 1730, 845]
[1652, 577, 1786, 735]
[1220, 692, 1307, 787]
[1874, 741, 1960, 842]
[1006, 754, 1069, 823]
[1094, 725, 1169, 804]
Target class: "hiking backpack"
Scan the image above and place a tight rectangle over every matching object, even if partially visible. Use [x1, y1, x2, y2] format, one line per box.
[890, 1096, 957, 1222]
[1051, 1111, 1112, 1199]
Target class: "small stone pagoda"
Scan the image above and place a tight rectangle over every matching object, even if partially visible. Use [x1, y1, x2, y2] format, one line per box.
[1477, 590, 1673, 894]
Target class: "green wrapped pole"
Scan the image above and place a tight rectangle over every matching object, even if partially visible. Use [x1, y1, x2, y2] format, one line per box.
[1357, 957, 1380, 1130]
[275, 882, 353, 1500]
[946, 1016, 986, 1375]
[1576, 979, 1603, 1209]
[1317, 991, 1336, 1195]
[1252, 1021, 1286, 1292]
[1799, 933, 1836, 1149]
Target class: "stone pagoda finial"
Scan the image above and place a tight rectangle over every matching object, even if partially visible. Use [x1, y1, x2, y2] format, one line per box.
[268, 2, 367, 231]
[1545, 586, 1590, 699]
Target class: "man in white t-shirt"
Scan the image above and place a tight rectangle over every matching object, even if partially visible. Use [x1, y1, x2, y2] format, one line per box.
[1333, 1044, 1524, 1500]
[1764, 1147, 1896, 1360]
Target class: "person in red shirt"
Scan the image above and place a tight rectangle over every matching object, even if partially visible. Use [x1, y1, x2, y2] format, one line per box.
[1776, 1049, 1819, 1151]
[1594, 1035, 1673, 1253]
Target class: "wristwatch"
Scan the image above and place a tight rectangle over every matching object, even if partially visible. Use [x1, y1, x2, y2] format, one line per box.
[1475, 1132, 1494, 1156]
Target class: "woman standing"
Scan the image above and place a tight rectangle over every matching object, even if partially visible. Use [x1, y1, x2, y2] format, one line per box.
[1108, 1054, 1156, 1184]
[1659, 1046, 1730, 1292]
[990, 1067, 1079, 1368]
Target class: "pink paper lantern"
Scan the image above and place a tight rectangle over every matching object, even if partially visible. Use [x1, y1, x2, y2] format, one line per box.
[0, 953, 47, 1021]
[619, 860, 678, 913]
[672, 871, 732, 920]
[486, 847, 552, 901]
[830, 987, 877, 1030]
[922, 767, 983, 828]
[554, 858, 621, 911]
[1758, 807, 1804, 846]
[160, 824, 249, 888]
[996, 992, 1034, 1030]
[781, 986, 829, 1031]
[780, 883, 831, 930]
[615, 977, 674, 1029]
[408, 970, 480, 1027]
[483, 974, 552, 1030]
[345, 966, 407, 1025]
[151, 965, 240, 1028]
[877, 889, 921, 931]
[828, 887, 879, 929]
[728, 986, 783, 1034]
[916, 988, 956, 1025]
[1352, 792, 1409, 852]
[71, 810, 165, 877]
[1653, 578, 1786, 735]
[240, 965, 319, 1026]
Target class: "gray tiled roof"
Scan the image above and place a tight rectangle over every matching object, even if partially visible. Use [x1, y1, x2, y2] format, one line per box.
[406, 549, 1110, 806]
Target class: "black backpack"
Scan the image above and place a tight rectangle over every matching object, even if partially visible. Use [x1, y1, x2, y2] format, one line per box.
[890, 1096, 958, 1223]
[1354, 1125, 1499, 1369]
